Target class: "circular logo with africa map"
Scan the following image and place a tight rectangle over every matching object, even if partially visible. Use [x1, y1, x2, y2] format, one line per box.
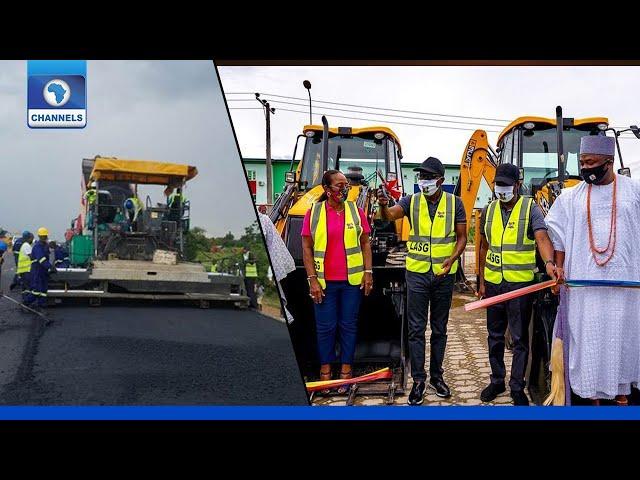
[43, 79, 71, 107]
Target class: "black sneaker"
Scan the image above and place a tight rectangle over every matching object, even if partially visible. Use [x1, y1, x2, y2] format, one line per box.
[480, 382, 506, 402]
[511, 390, 530, 406]
[407, 382, 426, 406]
[429, 379, 451, 398]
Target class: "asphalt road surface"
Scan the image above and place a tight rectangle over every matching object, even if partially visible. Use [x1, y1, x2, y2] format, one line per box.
[0, 253, 308, 405]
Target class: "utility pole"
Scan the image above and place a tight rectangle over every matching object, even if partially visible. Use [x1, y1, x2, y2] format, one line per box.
[255, 93, 275, 206]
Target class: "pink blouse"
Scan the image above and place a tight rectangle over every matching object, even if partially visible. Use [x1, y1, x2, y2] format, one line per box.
[301, 203, 371, 281]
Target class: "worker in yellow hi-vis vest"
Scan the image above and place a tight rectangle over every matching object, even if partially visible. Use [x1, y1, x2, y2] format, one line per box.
[244, 253, 259, 309]
[302, 170, 373, 394]
[477, 163, 557, 406]
[378, 157, 467, 405]
[16, 231, 34, 301]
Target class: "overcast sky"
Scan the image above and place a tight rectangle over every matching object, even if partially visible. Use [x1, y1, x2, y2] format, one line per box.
[0, 60, 255, 239]
[219, 65, 640, 171]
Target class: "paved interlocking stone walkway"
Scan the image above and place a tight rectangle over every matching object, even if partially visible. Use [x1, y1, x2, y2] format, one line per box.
[312, 292, 532, 406]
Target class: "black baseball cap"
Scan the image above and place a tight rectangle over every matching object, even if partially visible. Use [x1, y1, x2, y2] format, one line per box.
[413, 157, 444, 176]
[494, 163, 520, 186]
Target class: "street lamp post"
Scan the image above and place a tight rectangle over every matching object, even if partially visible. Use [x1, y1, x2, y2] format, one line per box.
[303, 80, 312, 124]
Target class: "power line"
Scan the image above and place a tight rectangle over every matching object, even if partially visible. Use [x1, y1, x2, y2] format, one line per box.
[226, 92, 511, 122]
[273, 107, 503, 133]
[228, 93, 640, 133]
[229, 106, 638, 138]
[229, 98, 509, 128]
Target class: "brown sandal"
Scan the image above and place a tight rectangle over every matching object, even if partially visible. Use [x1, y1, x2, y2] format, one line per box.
[319, 368, 332, 395]
[615, 395, 629, 406]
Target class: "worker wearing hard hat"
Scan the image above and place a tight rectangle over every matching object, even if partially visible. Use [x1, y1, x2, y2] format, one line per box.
[84, 182, 97, 205]
[123, 197, 144, 231]
[15, 231, 34, 300]
[478, 163, 557, 406]
[24, 227, 54, 310]
[378, 157, 467, 405]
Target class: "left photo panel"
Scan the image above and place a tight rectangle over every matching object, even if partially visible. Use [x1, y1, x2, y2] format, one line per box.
[0, 60, 308, 405]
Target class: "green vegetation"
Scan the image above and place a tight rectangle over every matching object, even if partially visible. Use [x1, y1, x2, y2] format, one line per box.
[184, 222, 272, 287]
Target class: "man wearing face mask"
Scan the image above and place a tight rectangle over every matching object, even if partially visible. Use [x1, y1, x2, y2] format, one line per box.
[378, 157, 467, 405]
[545, 135, 640, 405]
[478, 163, 557, 406]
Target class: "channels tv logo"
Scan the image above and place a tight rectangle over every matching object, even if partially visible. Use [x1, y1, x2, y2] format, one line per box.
[27, 60, 87, 128]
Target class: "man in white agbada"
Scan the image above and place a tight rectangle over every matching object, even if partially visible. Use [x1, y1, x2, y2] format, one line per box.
[545, 135, 640, 403]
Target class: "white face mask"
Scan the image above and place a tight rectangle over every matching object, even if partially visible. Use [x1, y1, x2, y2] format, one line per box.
[494, 185, 514, 203]
[418, 179, 439, 196]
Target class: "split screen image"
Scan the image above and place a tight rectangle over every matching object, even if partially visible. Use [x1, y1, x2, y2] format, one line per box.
[1, 61, 639, 407]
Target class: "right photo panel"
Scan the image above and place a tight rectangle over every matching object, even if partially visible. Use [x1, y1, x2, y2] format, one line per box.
[219, 65, 640, 407]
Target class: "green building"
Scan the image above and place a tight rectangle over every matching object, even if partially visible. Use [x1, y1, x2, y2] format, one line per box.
[242, 158, 492, 209]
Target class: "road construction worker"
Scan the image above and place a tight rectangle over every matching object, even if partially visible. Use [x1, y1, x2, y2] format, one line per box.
[477, 163, 557, 406]
[378, 157, 467, 405]
[49, 241, 70, 268]
[16, 232, 34, 300]
[167, 190, 188, 223]
[84, 182, 97, 204]
[24, 227, 54, 310]
[84, 182, 98, 230]
[123, 197, 144, 231]
[168, 191, 188, 207]
[244, 253, 259, 309]
[0, 241, 7, 284]
[210, 262, 218, 273]
[9, 231, 29, 290]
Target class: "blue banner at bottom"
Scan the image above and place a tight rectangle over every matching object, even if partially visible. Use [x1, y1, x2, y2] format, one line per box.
[1, 406, 639, 420]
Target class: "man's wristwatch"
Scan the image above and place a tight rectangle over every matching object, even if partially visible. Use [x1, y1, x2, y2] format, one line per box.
[364, 269, 373, 274]
[544, 259, 556, 267]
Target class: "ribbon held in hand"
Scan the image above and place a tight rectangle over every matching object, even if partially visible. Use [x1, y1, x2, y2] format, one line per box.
[465, 280, 558, 312]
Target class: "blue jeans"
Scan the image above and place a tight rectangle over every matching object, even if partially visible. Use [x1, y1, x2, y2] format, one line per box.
[314, 281, 362, 365]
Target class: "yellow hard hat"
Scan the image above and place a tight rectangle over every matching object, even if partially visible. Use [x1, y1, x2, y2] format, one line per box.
[37, 227, 49, 237]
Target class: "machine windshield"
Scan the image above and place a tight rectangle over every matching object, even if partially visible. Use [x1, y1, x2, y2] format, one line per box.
[299, 134, 387, 189]
[519, 126, 604, 190]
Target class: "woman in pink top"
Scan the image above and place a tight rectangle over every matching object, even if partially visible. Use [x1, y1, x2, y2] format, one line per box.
[301, 170, 373, 392]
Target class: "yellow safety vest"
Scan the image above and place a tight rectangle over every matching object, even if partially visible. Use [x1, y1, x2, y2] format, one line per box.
[84, 189, 97, 205]
[484, 196, 536, 284]
[169, 193, 188, 206]
[406, 191, 458, 275]
[210, 263, 218, 273]
[310, 200, 364, 289]
[17, 243, 32, 274]
[245, 262, 258, 278]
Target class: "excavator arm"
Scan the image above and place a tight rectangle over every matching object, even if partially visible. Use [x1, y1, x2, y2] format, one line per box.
[455, 129, 497, 227]
[454, 129, 497, 278]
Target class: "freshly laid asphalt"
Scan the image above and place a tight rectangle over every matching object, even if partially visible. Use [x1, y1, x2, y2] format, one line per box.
[0, 254, 308, 405]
